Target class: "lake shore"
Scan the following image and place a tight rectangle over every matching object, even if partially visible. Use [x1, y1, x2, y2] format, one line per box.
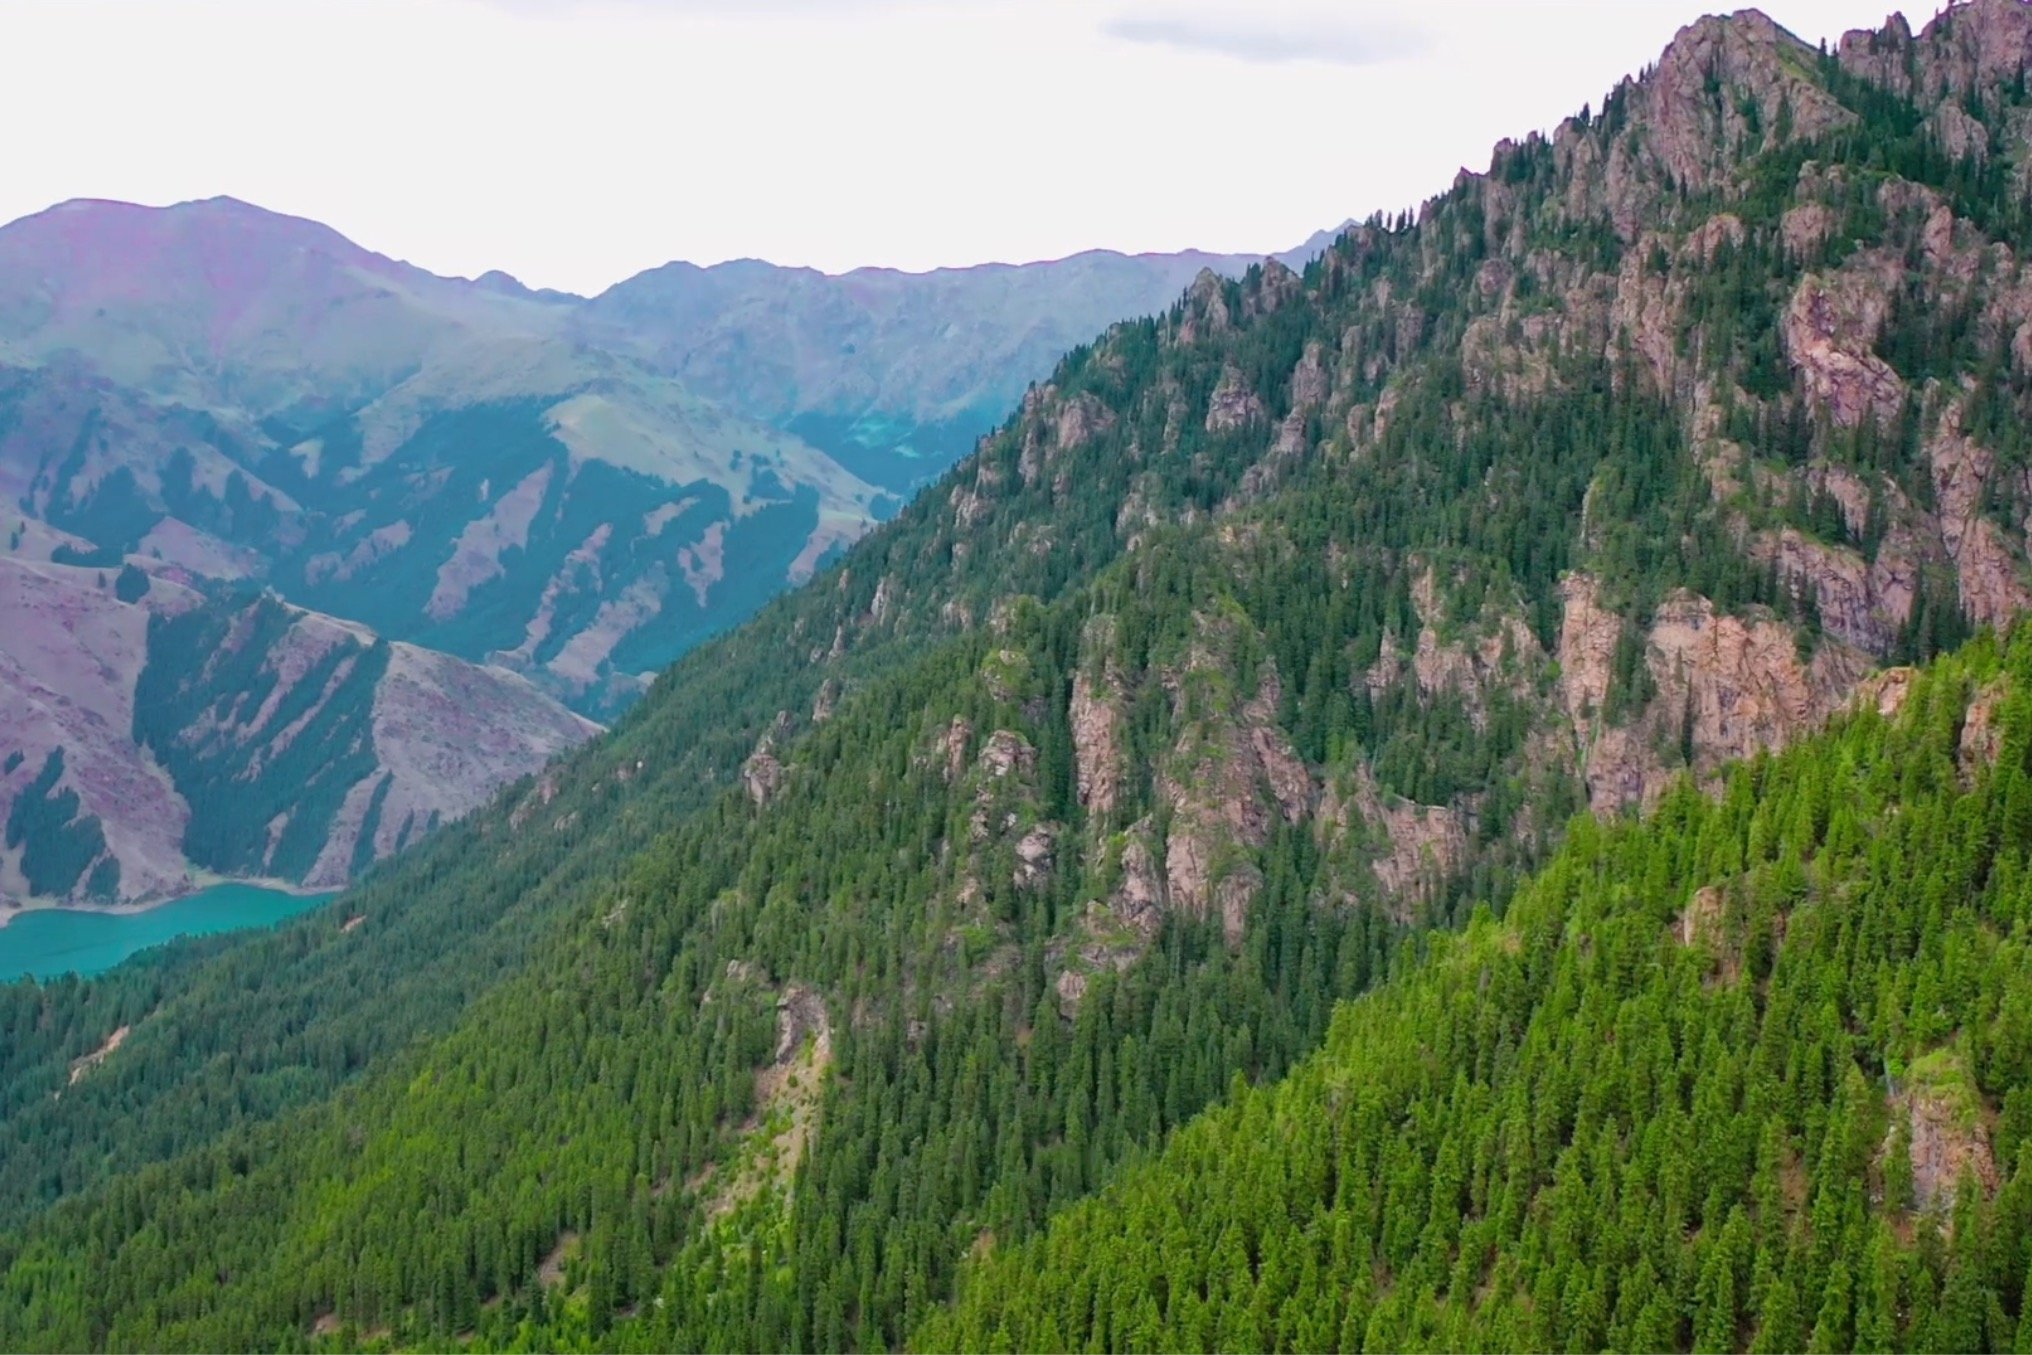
[0, 881, 339, 981]
[0, 873, 328, 929]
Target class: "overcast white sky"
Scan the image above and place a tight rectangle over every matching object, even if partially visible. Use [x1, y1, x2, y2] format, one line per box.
[2, 0, 1906, 294]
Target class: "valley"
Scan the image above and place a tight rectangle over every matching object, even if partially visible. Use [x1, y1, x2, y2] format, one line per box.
[0, 197, 1323, 914]
[8, 1, 2032, 1352]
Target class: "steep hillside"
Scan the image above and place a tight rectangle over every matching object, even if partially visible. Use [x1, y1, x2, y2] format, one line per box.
[0, 551, 593, 907]
[6, 3, 2032, 1350]
[922, 632, 2032, 1354]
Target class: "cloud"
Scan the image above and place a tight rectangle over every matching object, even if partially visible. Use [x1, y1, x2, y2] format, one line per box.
[1101, 6, 1428, 66]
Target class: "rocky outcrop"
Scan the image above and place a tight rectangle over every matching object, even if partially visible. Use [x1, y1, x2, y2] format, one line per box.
[1856, 666, 1918, 720]
[1783, 257, 1906, 428]
[1960, 679, 2007, 776]
[1069, 667, 1126, 818]
[1929, 417, 2032, 630]
[977, 729, 1034, 783]
[1563, 577, 1873, 812]
[1013, 825, 1055, 890]
[1054, 821, 1168, 1010]
[1055, 393, 1115, 453]
[1321, 767, 1468, 906]
[1371, 568, 1543, 730]
[1676, 884, 1726, 950]
[1754, 527, 1913, 654]
[1889, 1051, 1998, 1217]
[742, 737, 786, 808]
[1176, 269, 1233, 347]
[1556, 572, 1622, 734]
[1155, 635, 1311, 946]
[1205, 364, 1267, 434]
[811, 678, 840, 724]
[1289, 341, 1330, 412]
[1635, 12, 1851, 200]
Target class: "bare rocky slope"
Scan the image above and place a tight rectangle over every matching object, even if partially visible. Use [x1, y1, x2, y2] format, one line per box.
[0, 547, 593, 907]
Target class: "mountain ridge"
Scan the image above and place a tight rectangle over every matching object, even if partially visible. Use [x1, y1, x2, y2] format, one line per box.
[14, 2, 2032, 1349]
[0, 194, 1330, 903]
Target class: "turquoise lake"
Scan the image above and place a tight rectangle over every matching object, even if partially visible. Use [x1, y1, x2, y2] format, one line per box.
[0, 883, 333, 981]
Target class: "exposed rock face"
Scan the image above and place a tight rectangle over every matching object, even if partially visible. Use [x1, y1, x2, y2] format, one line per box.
[1318, 767, 1468, 906]
[1289, 341, 1330, 412]
[1205, 364, 1266, 433]
[1890, 1053, 1999, 1217]
[978, 729, 1035, 782]
[1013, 825, 1055, 890]
[1055, 393, 1115, 453]
[1629, 11, 1852, 205]
[1155, 633, 1311, 946]
[1930, 417, 2032, 630]
[1754, 528, 1911, 654]
[1652, 592, 1867, 769]
[1556, 573, 1622, 735]
[1069, 617, 1128, 819]
[1677, 884, 1726, 950]
[1960, 679, 2007, 776]
[1561, 577, 1872, 813]
[1176, 269, 1233, 346]
[811, 678, 841, 724]
[1054, 822, 1168, 1011]
[1373, 569, 1545, 728]
[1857, 666, 1918, 720]
[938, 716, 974, 783]
[1783, 259, 1906, 428]
[742, 737, 786, 808]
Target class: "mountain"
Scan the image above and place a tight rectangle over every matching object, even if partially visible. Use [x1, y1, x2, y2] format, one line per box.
[0, 542, 594, 907]
[921, 633, 2032, 1353]
[581, 231, 1342, 493]
[8, 1, 2032, 1349]
[0, 198, 1319, 902]
[0, 197, 892, 716]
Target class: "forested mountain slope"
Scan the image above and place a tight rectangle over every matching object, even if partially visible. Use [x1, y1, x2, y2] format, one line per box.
[8, 2, 2032, 1350]
[921, 631, 2032, 1354]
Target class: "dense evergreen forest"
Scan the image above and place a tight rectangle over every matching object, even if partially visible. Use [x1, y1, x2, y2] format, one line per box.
[9, 3, 2032, 1350]
[922, 631, 2032, 1353]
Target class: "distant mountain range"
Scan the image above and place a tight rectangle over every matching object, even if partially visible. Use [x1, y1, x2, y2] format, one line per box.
[0, 196, 1333, 903]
